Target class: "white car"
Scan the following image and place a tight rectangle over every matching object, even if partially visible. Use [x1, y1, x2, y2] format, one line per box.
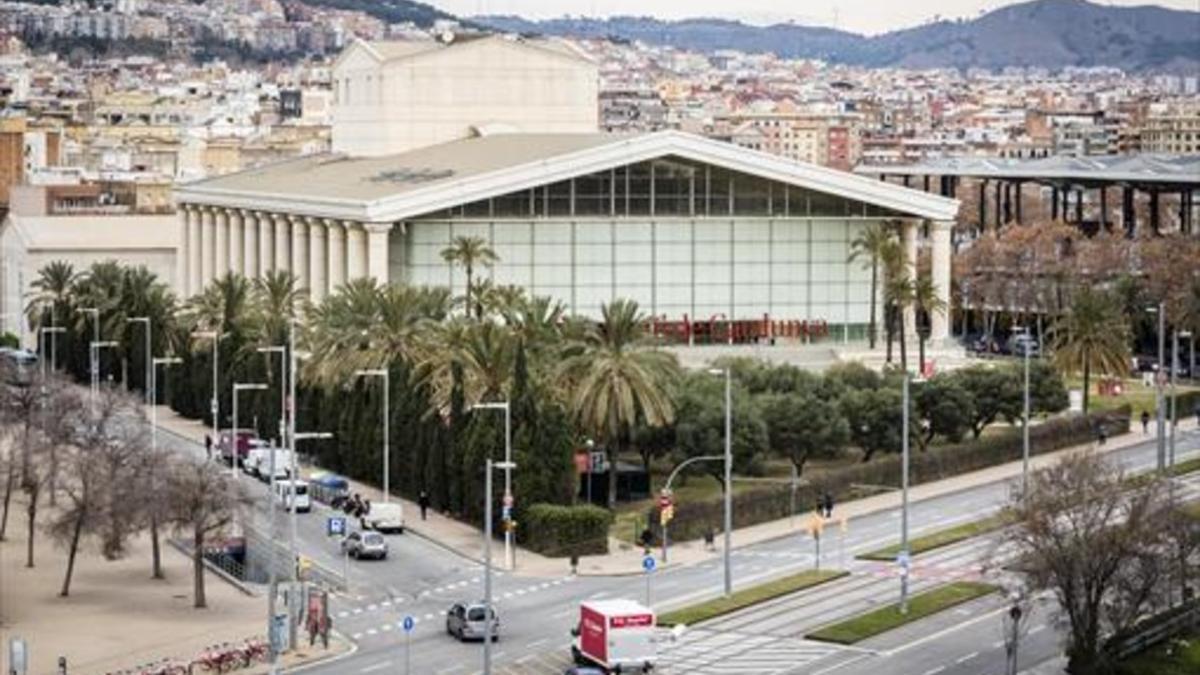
[274, 479, 311, 513]
[361, 502, 405, 533]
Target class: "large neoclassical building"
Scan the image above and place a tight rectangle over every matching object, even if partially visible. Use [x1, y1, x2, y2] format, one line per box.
[175, 129, 959, 342]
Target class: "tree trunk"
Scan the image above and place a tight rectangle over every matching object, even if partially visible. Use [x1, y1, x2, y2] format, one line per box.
[868, 261, 878, 349]
[885, 305, 895, 364]
[150, 516, 163, 579]
[25, 490, 37, 567]
[193, 528, 207, 608]
[60, 511, 84, 597]
[0, 457, 15, 541]
[48, 445, 57, 507]
[1082, 361, 1091, 415]
[918, 331, 927, 376]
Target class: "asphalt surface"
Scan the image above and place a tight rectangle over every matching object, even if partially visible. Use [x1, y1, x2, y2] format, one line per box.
[156, 425, 1200, 675]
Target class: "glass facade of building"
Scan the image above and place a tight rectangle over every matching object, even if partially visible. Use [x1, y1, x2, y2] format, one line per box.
[394, 158, 902, 333]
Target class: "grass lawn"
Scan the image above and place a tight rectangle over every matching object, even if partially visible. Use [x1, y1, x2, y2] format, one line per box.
[857, 511, 1014, 561]
[806, 581, 999, 644]
[1067, 376, 1199, 419]
[658, 569, 846, 627]
[1118, 630, 1200, 675]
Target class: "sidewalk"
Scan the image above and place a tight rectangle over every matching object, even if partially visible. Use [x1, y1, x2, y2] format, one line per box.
[149, 403, 1196, 579]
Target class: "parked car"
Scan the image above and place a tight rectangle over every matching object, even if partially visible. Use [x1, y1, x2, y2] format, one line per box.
[0, 348, 37, 387]
[242, 440, 272, 478]
[256, 449, 294, 483]
[274, 479, 311, 513]
[446, 602, 500, 642]
[361, 502, 405, 533]
[341, 531, 388, 560]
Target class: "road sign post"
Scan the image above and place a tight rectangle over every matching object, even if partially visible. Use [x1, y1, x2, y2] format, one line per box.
[642, 554, 656, 606]
[401, 615, 415, 675]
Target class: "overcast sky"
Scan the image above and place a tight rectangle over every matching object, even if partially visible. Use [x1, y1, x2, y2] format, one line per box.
[431, 1, 1196, 36]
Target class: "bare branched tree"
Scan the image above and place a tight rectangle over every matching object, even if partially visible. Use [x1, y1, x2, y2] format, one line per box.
[1004, 452, 1174, 674]
[165, 457, 252, 608]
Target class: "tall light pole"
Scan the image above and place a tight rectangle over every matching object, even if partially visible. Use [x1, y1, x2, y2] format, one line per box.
[1170, 331, 1191, 470]
[356, 369, 391, 503]
[900, 371, 921, 615]
[257, 346, 286, 447]
[707, 367, 734, 598]
[1018, 325, 1032, 498]
[192, 330, 221, 460]
[125, 317, 151, 405]
[80, 307, 100, 402]
[285, 319, 315, 651]
[482, 458, 516, 675]
[472, 401, 513, 570]
[89, 340, 118, 414]
[151, 357, 182, 456]
[234, 383, 268, 479]
[289, 430, 331, 652]
[38, 326, 65, 381]
[1153, 302, 1166, 472]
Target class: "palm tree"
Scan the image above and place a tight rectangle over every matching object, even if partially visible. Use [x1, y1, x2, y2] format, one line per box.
[912, 276, 948, 375]
[24, 261, 78, 370]
[253, 271, 307, 345]
[557, 300, 679, 508]
[847, 223, 895, 349]
[877, 239, 906, 367]
[1050, 287, 1131, 414]
[440, 236, 498, 319]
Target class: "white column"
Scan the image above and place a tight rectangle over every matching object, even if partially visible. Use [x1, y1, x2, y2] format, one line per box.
[214, 208, 230, 279]
[366, 223, 392, 285]
[242, 210, 259, 278]
[177, 206, 190, 295]
[200, 207, 216, 286]
[291, 215, 309, 288]
[902, 220, 918, 341]
[930, 220, 953, 343]
[327, 219, 347, 293]
[346, 223, 367, 280]
[188, 205, 202, 295]
[229, 209, 244, 276]
[308, 218, 327, 303]
[257, 212, 273, 274]
[273, 214, 290, 273]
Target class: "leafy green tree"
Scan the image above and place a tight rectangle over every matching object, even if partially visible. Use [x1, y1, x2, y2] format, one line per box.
[440, 235, 498, 319]
[824, 361, 883, 394]
[914, 377, 975, 449]
[25, 261, 78, 370]
[673, 373, 768, 488]
[843, 387, 906, 463]
[912, 275, 948, 374]
[1050, 288, 1132, 414]
[952, 365, 1023, 438]
[760, 392, 849, 475]
[848, 222, 895, 350]
[558, 300, 679, 508]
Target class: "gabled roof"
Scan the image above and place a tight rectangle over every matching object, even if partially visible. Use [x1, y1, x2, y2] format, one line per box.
[176, 131, 960, 223]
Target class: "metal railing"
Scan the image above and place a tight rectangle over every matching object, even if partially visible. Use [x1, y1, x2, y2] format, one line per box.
[1106, 598, 1199, 660]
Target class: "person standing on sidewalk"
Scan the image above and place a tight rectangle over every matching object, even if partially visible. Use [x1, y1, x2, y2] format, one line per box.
[418, 489, 430, 520]
[205, 434, 213, 460]
[1141, 410, 1151, 434]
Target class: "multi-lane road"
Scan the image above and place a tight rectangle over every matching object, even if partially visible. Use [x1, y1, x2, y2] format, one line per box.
[157, 425, 1200, 675]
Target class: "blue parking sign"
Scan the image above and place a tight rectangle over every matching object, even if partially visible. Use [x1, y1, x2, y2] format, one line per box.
[327, 516, 346, 537]
[642, 555, 656, 573]
[402, 615, 415, 633]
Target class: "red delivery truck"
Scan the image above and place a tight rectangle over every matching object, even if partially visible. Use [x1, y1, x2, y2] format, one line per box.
[571, 599, 657, 672]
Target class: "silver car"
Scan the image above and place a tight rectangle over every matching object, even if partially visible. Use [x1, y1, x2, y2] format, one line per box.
[341, 531, 388, 560]
[446, 602, 499, 642]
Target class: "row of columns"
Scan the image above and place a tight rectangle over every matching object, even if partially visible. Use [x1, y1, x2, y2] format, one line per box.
[176, 204, 392, 299]
[899, 219, 953, 344]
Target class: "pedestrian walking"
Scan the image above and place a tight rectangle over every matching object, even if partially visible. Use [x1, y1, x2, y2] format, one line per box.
[418, 489, 430, 521]
[822, 493, 835, 518]
[1141, 410, 1151, 434]
[703, 526, 715, 552]
[1097, 425, 1108, 446]
[205, 434, 213, 460]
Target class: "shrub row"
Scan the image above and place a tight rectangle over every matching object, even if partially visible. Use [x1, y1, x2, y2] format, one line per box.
[520, 503, 614, 558]
[654, 407, 1131, 543]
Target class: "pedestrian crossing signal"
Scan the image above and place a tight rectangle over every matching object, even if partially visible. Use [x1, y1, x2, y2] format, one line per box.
[660, 505, 675, 526]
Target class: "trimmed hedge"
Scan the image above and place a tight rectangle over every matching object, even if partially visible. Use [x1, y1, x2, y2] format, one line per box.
[655, 407, 1131, 543]
[521, 503, 613, 558]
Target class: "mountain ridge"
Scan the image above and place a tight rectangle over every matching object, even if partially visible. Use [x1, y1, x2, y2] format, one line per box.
[476, 0, 1200, 72]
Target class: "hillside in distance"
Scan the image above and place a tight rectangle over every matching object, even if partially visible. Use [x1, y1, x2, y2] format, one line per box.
[479, 0, 1200, 72]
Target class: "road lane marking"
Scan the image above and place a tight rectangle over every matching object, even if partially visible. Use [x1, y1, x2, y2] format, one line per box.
[525, 638, 547, 650]
[922, 667, 945, 675]
[360, 661, 390, 673]
[1030, 624, 1046, 635]
[955, 652, 979, 664]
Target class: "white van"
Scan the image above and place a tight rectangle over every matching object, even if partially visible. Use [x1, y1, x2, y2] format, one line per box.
[258, 449, 294, 483]
[243, 440, 272, 478]
[274, 479, 311, 513]
[362, 502, 405, 534]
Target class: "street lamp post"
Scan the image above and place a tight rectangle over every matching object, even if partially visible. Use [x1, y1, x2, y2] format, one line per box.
[125, 317, 151, 405]
[356, 369, 391, 503]
[1170, 330, 1192, 469]
[707, 367, 734, 598]
[472, 401, 513, 570]
[80, 307, 100, 402]
[482, 459, 516, 675]
[89, 340, 118, 414]
[38, 326, 65, 381]
[660, 454, 723, 564]
[193, 330, 221, 462]
[257, 346, 286, 448]
[151, 357, 182, 456]
[900, 371, 918, 615]
[1018, 325, 1032, 498]
[1154, 302, 1166, 472]
[283, 431, 332, 659]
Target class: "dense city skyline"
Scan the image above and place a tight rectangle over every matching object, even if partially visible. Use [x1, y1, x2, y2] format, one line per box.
[435, 0, 1197, 35]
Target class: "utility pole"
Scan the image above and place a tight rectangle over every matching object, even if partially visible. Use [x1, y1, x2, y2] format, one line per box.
[1156, 302, 1166, 472]
[125, 317, 150, 405]
[287, 320, 299, 651]
[1021, 326, 1031, 498]
[473, 401, 513, 570]
[357, 370, 391, 502]
[900, 372, 912, 615]
[722, 367, 732, 598]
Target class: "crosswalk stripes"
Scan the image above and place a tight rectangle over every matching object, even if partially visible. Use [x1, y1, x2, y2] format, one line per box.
[657, 628, 846, 674]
